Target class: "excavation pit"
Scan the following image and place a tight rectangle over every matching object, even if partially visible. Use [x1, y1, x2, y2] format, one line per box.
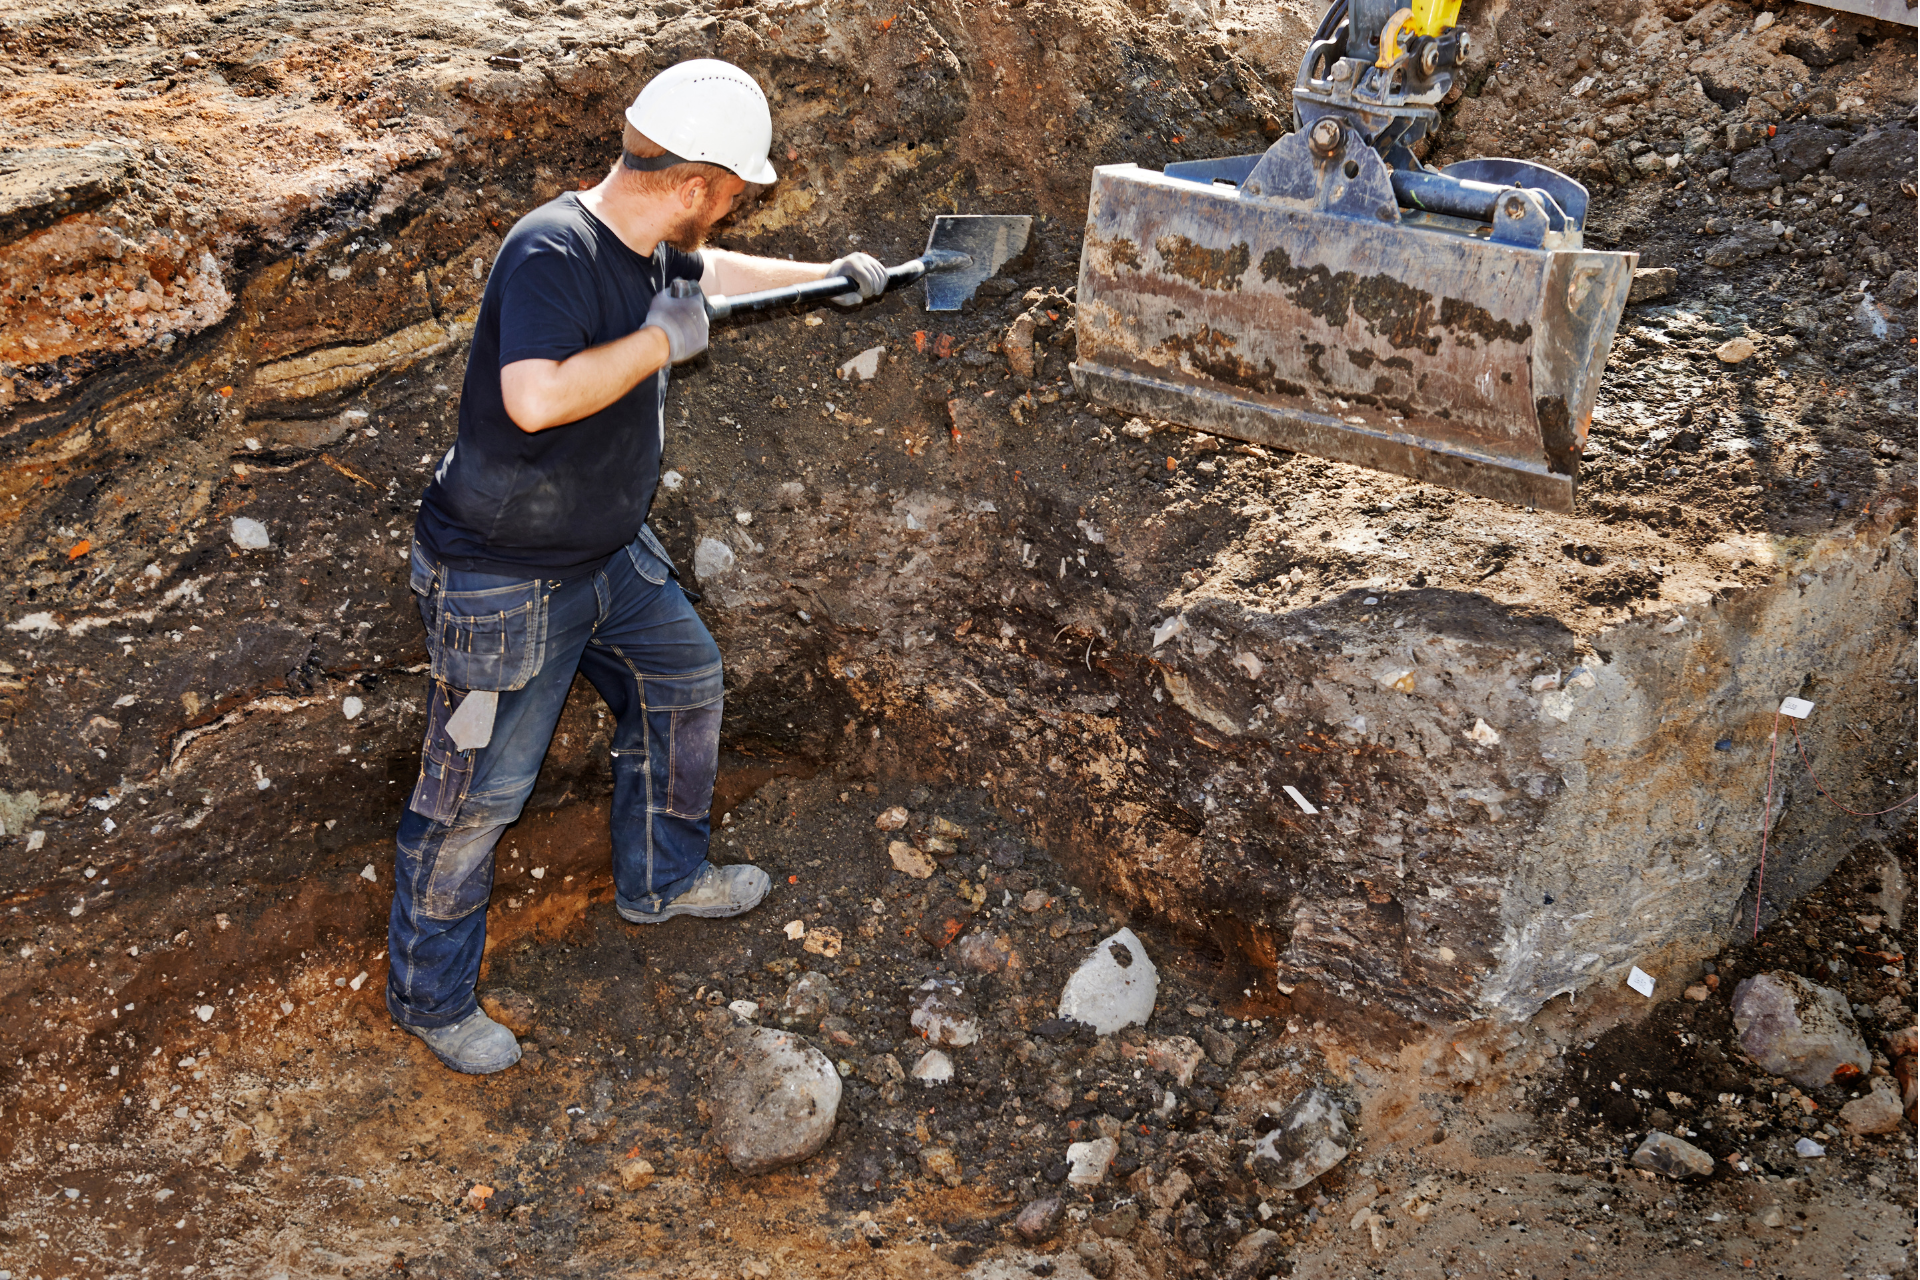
[1, 0, 1914, 1273]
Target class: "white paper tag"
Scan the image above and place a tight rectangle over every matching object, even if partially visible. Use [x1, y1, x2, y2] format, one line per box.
[1626, 966, 1656, 998]
[1779, 697, 1814, 719]
[444, 689, 497, 752]
[1282, 785, 1319, 816]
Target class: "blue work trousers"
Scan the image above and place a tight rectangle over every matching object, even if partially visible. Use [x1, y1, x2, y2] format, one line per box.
[386, 530, 722, 1029]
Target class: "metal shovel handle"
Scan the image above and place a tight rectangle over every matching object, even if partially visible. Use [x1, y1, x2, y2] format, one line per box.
[669, 248, 972, 320]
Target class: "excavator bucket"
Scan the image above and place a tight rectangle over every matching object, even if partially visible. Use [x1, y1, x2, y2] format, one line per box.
[1071, 1, 1638, 512]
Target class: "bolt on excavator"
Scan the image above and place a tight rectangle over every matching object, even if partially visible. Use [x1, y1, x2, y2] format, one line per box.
[1072, 0, 1639, 512]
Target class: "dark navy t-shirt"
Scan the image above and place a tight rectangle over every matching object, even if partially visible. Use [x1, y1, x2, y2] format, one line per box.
[415, 193, 704, 578]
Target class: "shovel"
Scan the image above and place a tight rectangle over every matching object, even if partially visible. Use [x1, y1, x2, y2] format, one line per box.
[669, 214, 1032, 317]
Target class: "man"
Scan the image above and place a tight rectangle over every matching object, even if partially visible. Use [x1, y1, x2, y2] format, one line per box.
[387, 59, 888, 1074]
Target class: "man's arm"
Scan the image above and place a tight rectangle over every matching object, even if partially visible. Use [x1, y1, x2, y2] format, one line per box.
[499, 326, 672, 434]
[701, 249, 863, 296]
[702, 247, 887, 299]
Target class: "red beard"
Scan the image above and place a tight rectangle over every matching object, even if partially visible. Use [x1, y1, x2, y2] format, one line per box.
[664, 189, 733, 252]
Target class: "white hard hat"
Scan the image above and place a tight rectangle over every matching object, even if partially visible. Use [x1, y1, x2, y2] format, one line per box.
[624, 59, 777, 186]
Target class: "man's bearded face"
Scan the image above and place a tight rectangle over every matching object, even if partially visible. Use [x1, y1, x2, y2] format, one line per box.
[664, 177, 743, 252]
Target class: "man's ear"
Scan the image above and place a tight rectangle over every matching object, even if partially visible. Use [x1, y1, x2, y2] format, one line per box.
[678, 175, 709, 210]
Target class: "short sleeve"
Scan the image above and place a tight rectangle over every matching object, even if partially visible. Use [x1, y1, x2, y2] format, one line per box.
[663, 245, 705, 285]
[496, 249, 600, 366]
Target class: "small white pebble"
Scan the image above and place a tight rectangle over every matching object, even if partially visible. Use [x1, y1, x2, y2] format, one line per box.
[342, 696, 364, 720]
[230, 517, 272, 551]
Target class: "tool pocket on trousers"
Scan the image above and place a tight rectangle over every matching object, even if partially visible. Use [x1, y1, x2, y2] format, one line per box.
[428, 574, 547, 693]
[645, 664, 723, 819]
[665, 704, 722, 817]
[409, 680, 478, 827]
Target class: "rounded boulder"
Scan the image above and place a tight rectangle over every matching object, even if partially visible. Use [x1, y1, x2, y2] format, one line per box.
[708, 1023, 841, 1175]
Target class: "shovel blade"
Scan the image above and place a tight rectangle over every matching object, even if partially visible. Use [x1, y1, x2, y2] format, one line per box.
[923, 215, 1032, 311]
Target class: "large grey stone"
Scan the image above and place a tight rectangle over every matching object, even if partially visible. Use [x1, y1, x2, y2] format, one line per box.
[1769, 125, 1846, 182]
[1630, 1130, 1715, 1178]
[1628, 266, 1678, 303]
[1830, 129, 1918, 182]
[1703, 226, 1779, 266]
[1246, 1087, 1351, 1190]
[1729, 147, 1780, 192]
[1731, 971, 1871, 1089]
[1839, 1083, 1905, 1135]
[708, 1024, 842, 1175]
[963, 1253, 1095, 1280]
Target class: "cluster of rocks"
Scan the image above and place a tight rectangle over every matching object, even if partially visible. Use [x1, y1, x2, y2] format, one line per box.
[1730, 970, 1914, 1135]
[694, 852, 1365, 1249]
[1608, 917, 1913, 1189]
[706, 917, 1211, 1176]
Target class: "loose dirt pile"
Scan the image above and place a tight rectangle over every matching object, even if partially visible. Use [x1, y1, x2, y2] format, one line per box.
[3, 778, 1913, 1278]
[0, 0, 1914, 1274]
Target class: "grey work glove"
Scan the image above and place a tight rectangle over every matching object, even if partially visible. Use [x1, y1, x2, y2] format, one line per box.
[825, 252, 887, 307]
[645, 284, 710, 364]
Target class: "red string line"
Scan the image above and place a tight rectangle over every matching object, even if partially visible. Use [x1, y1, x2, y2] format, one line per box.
[1755, 712, 1919, 939]
[1790, 719, 1919, 817]
[1754, 709, 1782, 941]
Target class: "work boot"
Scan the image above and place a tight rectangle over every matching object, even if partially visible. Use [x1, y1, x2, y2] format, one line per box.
[398, 1008, 522, 1075]
[618, 861, 771, 924]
